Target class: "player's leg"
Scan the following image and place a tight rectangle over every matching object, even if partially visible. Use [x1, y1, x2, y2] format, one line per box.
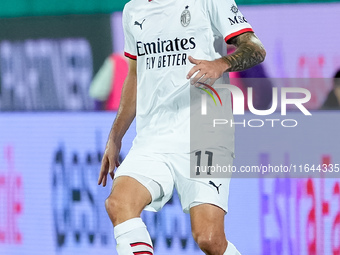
[106, 176, 154, 255]
[171, 149, 239, 254]
[105, 150, 174, 255]
[105, 176, 151, 226]
[190, 204, 240, 255]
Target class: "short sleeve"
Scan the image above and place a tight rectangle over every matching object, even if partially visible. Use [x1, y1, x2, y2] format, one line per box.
[122, 7, 137, 60]
[206, 0, 254, 44]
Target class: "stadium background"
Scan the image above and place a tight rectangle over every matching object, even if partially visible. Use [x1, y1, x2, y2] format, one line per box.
[0, 0, 340, 254]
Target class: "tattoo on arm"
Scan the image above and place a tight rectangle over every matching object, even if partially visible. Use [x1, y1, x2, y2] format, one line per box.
[222, 32, 266, 72]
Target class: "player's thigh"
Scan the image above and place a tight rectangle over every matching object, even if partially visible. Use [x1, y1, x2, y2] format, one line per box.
[108, 149, 175, 219]
[106, 176, 152, 225]
[190, 203, 227, 244]
[111, 175, 152, 209]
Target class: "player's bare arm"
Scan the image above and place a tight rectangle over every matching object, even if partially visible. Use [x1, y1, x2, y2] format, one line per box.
[97, 59, 137, 187]
[187, 32, 266, 85]
[222, 32, 266, 72]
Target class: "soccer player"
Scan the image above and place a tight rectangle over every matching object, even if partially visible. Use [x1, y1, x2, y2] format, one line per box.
[98, 0, 266, 254]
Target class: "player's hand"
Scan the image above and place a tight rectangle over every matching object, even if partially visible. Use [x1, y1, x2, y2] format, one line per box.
[186, 56, 229, 87]
[98, 137, 121, 187]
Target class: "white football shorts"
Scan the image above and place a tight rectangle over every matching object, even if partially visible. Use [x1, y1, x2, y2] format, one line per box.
[114, 147, 233, 213]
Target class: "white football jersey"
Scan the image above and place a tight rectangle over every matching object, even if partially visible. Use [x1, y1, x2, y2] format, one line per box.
[122, 0, 253, 153]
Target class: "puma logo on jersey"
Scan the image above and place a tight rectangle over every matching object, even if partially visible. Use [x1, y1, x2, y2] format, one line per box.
[134, 19, 145, 30]
[209, 181, 222, 194]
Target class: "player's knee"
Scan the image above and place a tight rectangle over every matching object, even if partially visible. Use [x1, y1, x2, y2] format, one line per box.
[105, 195, 115, 216]
[193, 231, 225, 254]
[105, 194, 141, 226]
[105, 195, 123, 224]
